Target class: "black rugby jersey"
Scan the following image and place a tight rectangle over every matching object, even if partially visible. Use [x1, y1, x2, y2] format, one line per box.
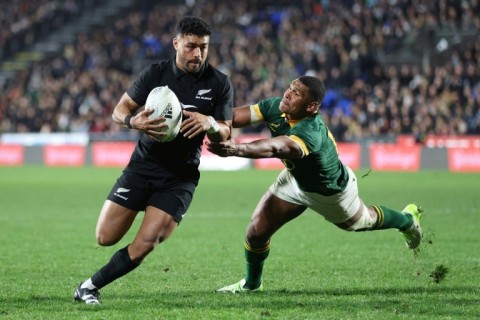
[124, 59, 233, 181]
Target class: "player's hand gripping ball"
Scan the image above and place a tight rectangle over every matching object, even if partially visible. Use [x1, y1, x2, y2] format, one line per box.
[145, 86, 183, 142]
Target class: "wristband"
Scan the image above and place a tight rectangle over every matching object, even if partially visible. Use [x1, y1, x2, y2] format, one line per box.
[207, 116, 220, 134]
[124, 115, 133, 129]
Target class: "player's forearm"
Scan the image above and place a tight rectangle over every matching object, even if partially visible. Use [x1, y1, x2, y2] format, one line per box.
[207, 136, 304, 159]
[112, 108, 131, 127]
[112, 93, 139, 128]
[234, 139, 291, 159]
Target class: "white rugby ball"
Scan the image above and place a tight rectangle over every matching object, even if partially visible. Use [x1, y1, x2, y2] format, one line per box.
[145, 86, 182, 142]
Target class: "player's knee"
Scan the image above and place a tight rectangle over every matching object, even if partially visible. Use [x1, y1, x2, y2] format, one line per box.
[96, 236, 115, 246]
[96, 231, 120, 246]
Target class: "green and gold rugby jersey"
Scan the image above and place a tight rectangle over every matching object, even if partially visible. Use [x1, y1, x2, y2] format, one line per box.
[253, 97, 349, 196]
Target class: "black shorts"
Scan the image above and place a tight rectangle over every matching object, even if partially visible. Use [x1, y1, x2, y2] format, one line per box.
[106, 171, 196, 223]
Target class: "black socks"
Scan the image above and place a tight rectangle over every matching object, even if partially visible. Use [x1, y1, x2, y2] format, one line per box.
[91, 246, 139, 289]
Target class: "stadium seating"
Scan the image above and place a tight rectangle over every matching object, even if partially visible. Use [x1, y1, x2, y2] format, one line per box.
[0, 0, 479, 141]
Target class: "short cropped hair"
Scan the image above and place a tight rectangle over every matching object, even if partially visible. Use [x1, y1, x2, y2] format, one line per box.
[176, 16, 212, 37]
[298, 76, 326, 104]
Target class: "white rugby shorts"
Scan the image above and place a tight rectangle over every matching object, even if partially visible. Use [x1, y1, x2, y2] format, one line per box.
[269, 166, 361, 224]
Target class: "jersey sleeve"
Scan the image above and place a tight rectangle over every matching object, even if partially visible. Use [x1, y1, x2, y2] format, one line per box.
[288, 135, 310, 156]
[289, 120, 324, 156]
[249, 104, 264, 123]
[256, 97, 282, 122]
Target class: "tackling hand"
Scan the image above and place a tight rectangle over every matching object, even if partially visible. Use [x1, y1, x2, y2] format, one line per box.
[206, 140, 239, 157]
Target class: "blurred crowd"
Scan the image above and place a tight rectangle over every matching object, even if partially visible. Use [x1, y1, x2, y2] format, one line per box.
[1, 0, 479, 142]
[0, 0, 94, 61]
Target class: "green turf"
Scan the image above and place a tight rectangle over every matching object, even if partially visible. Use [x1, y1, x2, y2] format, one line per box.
[0, 166, 479, 319]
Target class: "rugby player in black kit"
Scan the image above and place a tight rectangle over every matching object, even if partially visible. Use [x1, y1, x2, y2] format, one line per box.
[73, 16, 233, 304]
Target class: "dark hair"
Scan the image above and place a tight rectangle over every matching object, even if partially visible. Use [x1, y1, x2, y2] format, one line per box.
[176, 16, 212, 37]
[298, 76, 326, 104]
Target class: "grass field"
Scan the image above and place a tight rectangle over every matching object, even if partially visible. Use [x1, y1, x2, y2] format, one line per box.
[0, 166, 479, 319]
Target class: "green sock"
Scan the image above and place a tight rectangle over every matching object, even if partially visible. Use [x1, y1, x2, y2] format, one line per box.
[244, 240, 270, 289]
[372, 205, 413, 231]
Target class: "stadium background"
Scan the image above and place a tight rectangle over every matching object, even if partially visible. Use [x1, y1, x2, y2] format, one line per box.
[0, 0, 479, 171]
[1, 2, 480, 318]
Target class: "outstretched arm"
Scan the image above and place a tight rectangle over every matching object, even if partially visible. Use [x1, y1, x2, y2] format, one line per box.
[206, 136, 304, 159]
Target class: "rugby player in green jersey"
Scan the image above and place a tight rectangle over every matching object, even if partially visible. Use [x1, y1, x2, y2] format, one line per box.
[206, 76, 422, 293]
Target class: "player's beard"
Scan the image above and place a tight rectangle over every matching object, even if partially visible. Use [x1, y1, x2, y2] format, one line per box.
[176, 55, 203, 73]
[187, 59, 203, 73]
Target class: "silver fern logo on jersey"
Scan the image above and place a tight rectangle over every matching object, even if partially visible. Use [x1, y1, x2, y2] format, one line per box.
[196, 88, 213, 100]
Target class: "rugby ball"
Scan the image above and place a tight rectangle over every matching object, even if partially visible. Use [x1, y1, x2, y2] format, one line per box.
[145, 86, 182, 142]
